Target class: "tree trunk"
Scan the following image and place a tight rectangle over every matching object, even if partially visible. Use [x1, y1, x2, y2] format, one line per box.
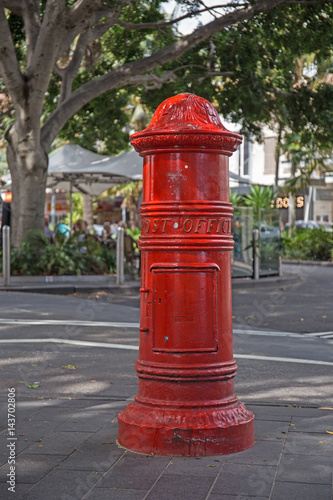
[6, 128, 48, 247]
[288, 159, 297, 230]
[274, 124, 283, 188]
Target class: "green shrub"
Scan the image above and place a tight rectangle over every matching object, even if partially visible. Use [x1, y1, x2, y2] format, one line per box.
[0, 230, 117, 276]
[282, 227, 333, 261]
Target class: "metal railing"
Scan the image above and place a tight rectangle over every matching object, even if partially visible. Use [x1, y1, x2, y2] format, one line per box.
[3, 225, 10, 286]
[116, 226, 124, 285]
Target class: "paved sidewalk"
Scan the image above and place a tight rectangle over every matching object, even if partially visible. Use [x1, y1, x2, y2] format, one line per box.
[0, 267, 332, 499]
[1, 397, 332, 500]
[0, 271, 299, 295]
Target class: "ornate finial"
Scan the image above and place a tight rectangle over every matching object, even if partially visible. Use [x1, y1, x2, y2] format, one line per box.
[130, 93, 242, 156]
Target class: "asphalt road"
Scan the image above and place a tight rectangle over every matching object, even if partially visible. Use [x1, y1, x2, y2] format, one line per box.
[0, 269, 332, 408]
[232, 264, 333, 334]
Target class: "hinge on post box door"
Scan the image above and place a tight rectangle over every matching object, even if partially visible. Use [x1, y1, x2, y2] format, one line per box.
[140, 288, 150, 333]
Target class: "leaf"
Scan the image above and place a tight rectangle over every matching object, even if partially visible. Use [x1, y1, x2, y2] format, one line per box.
[62, 365, 78, 370]
[207, 464, 216, 467]
[325, 430, 333, 434]
[27, 384, 39, 389]
[318, 407, 333, 410]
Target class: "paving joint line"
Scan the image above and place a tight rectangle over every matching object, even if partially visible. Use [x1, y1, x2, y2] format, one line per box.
[205, 459, 226, 499]
[80, 433, 128, 499]
[268, 415, 292, 500]
[143, 459, 173, 500]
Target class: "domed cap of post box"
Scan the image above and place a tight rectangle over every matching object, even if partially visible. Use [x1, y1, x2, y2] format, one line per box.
[130, 93, 242, 156]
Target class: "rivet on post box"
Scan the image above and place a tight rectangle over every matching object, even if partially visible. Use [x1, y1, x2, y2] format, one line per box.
[118, 93, 255, 456]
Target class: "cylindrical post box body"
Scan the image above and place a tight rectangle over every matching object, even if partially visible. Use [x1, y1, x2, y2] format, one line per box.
[118, 94, 254, 456]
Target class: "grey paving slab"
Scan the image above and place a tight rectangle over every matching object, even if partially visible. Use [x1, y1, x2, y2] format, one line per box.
[98, 453, 170, 490]
[0, 453, 66, 484]
[20, 469, 101, 500]
[57, 443, 124, 471]
[146, 473, 215, 500]
[17, 399, 83, 419]
[74, 400, 131, 412]
[245, 406, 292, 422]
[85, 489, 148, 500]
[283, 431, 333, 456]
[164, 455, 226, 477]
[290, 414, 333, 433]
[19, 405, 79, 422]
[21, 430, 94, 455]
[83, 421, 118, 445]
[212, 463, 276, 497]
[254, 419, 290, 441]
[277, 453, 332, 485]
[247, 405, 321, 419]
[54, 411, 113, 432]
[10, 421, 59, 454]
[226, 440, 283, 466]
[0, 481, 32, 500]
[210, 495, 268, 500]
[271, 481, 332, 500]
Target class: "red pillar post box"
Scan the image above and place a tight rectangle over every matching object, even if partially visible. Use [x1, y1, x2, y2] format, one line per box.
[118, 93, 254, 456]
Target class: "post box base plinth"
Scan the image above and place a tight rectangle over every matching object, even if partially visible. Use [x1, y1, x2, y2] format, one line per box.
[118, 400, 254, 457]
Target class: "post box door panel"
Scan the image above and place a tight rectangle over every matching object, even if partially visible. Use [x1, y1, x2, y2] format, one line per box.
[152, 266, 218, 353]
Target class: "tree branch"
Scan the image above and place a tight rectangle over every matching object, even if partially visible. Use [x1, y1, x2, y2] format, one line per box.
[54, 6, 121, 66]
[41, 0, 286, 149]
[3, 0, 23, 15]
[57, 30, 91, 104]
[22, 0, 41, 68]
[285, 0, 333, 4]
[0, 3, 25, 107]
[27, 0, 68, 82]
[115, 3, 244, 31]
[126, 70, 177, 90]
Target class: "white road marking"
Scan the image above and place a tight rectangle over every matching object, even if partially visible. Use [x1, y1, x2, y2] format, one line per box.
[0, 338, 139, 350]
[0, 319, 315, 338]
[233, 329, 302, 338]
[234, 354, 333, 366]
[305, 331, 333, 338]
[0, 338, 332, 366]
[0, 318, 139, 328]
[0, 318, 332, 339]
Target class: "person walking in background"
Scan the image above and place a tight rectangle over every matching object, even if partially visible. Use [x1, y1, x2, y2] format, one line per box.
[44, 215, 54, 241]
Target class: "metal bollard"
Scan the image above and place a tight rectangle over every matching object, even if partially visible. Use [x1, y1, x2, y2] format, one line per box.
[116, 227, 124, 285]
[253, 228, 260, 280]
[3, 225, 10, 286]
